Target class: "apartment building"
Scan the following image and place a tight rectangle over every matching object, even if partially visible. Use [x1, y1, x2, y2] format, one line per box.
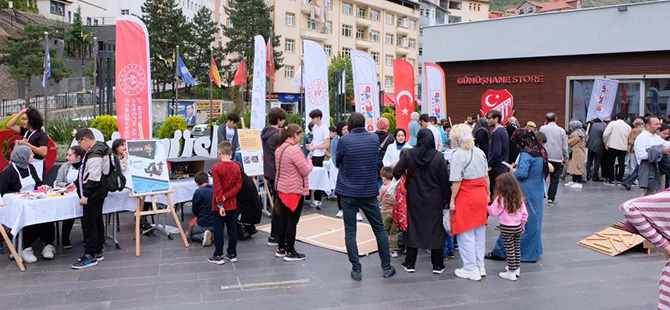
[446, 0, 489, 23]
[270, 0, 420, 95]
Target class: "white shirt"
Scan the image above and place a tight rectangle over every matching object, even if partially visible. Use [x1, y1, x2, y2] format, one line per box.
[382, 142, 412, 167]
[428, 126, 441, 151]
[311, 123, 330, 157]
[225, 126, 235, 143]
[634, 130, 670, 164]
[603, 119, 631, 151]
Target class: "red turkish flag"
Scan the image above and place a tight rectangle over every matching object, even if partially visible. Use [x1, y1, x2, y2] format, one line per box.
[233, 60, 247, 87]
[393, 59, 415, 134]
[480, 89, 515, 125]
[266, 40, 275, 82]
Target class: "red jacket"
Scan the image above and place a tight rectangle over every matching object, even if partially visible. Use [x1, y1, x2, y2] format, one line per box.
[211, 160, 242, 211]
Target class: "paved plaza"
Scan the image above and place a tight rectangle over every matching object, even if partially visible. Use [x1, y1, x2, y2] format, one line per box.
[0, 183, 662, 309]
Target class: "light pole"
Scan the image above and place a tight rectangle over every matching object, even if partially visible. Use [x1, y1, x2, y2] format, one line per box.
[93, 36, 98, 116]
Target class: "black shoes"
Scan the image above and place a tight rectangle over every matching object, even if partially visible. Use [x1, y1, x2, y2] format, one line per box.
[351, 270, 362, 281]
[383, 266, 396, 278]
[401, 262, 416, 273]
[283, 251, 306, 262]
[484, 252, 506, 261]
[267, 236, 278, 247]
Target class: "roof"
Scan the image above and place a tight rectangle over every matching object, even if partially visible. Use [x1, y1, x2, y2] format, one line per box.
[519, 0, 578, 12]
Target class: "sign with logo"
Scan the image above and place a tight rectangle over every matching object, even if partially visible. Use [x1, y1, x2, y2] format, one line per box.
[352, 50, 380, 132]
[238, 129, 263, 176]
[480, 89, 515, 125]
[424, 62, 446, 120]
[303, 40, 330, 127]
[127, 140, 170, 195]
[586, 78, 619, 122]
[457, 75, 544, 85]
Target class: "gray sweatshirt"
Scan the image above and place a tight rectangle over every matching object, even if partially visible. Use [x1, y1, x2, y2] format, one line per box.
[539, 122, 569, 163]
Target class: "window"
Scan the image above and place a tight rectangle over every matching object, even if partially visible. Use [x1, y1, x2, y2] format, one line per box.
[343, 3, 352, 15]
[448, 15, 462, 23]
[342, 48, 351, 57]
[285, 66, 294, 79]
[409, 20, 416, 30]
[449, 1, 462, 10]
[385, 34, 393, 45]
[50, 1, 65, 16]
[94, 19, 99, 26]
[396, 37, 403, 46]
[86, 17, 92, 26]
[469, 3, 473, 10]
[408, 58, 415, 65]
[519, 8, 525, 14]
[371, 52, 379, 64]
[307, 19, 317, 30]
[385, 54, 393, 66]
[386, 14, 393, 25]
[370, 31, 380, 42]
[419, 28, 423, 36]
[527, 7, 534, 13]
[419, 47, 423, 56]
[356, 29, 364, 40]
[385, 76, 393, 87]
[325, 0, 332, 9]
[357, 8, 366, 19]
[408, 38, 416, 48]
[342, 25, 352, 37]
[324, 45, 332, 56]
[418, 64, 422, 75]
[285, 39, 295, 52]
[325, 21, 332, 34]
[370, 10, 379, 21]
[420, 8, 425, 16]
[228, 19, 233, 28]
[286, 13, 295, 26]
[121, 9, 130, 15]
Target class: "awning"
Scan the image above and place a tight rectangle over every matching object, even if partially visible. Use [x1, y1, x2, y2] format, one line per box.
[277, 93, 302, 103]
[383, 94, 395, 106]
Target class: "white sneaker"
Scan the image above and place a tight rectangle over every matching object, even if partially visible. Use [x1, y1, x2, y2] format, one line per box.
[454, 268, 482, 281]
[21, 247, 37, 264]
[312, 200, 322, 208]
[506, 266, 520, 277]
[478, 266, 486, 277]
[202, 230, 213, 247]
[42, 244, 55, 260]
[564, 182, 574, 187]
[356, 213, 363, 221]
[498, 270, 517, 281]
[336, 210, 343, 218]
[570, 183, 583, 189]
[390, 250, 399, 258]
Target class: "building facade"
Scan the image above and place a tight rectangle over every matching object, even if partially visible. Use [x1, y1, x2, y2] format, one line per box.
[422, 1, 670, 127]
[447, 0, 489, 23]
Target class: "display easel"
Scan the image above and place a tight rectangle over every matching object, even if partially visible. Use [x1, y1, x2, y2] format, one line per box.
[0, 202, 25, 271]
[254, 176, 274, 217]
[131, 190, 189, 256]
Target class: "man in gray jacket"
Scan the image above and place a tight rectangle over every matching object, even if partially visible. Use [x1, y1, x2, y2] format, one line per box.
[539, 113, 569, 205]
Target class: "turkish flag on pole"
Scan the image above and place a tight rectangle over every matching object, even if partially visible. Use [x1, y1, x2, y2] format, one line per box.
[234, 60, 247, 86]
[393, 59, 415, 133]
[266, 40, 275, 82]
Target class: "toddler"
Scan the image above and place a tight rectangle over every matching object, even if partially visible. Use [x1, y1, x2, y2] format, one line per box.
[378, 166, 398, 258]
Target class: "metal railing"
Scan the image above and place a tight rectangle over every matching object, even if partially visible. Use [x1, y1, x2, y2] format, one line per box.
[1, 92, 98, 116]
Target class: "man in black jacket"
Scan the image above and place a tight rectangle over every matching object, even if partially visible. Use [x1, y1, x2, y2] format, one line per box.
[486, 110, 509, 202]
[261, 108, 286, 246]
[68, 128, 111, 269]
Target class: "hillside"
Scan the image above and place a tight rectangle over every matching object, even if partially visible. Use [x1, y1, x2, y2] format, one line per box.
[489, 0, 655, 11]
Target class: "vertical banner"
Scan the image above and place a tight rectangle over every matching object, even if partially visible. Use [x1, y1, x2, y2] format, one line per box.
[115, 16, 152, 140]
[586, 78, 619, 122]
[303, 40, 330, 126]
[424, 62, 446, 121]
[393, 59, 415, 133]
[351, 50, 379, 132]
[251, 35, 267, 131]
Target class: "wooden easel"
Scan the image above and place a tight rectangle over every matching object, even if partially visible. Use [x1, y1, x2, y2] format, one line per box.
[0, 202, 25, 271]
[131, 190, 189, 256]
[253, 176, 274, 217]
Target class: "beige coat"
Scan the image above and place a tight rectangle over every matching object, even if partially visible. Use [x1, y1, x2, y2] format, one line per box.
[567, 131, 586, 176]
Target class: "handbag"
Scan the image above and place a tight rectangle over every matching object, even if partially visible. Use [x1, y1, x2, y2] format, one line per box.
[273, 145, 292, 213]
[443, 208, 451, 234]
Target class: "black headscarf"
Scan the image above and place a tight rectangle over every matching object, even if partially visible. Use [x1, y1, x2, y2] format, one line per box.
[511, 129, 547, 161]
[395, 128, 407, 149]
[473, 117, 490, 138]
[409, 128, 437, 167]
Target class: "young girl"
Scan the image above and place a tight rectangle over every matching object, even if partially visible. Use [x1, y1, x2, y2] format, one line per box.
[488, 173, 528, 281]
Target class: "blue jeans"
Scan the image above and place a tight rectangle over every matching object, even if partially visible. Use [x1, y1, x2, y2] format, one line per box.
[444, 233, 454, 255]
[213, 209, 238, 256]
[626, 166, 639, 186]
[341, 195, 391, 272]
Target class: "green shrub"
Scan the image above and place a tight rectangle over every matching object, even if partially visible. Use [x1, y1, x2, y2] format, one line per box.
[158, 116, 187, 139]
[47, 116, 92, 144]
[0, 114, 22, 130]
[286, 113, 304, 128]
[90, 115, 117, 141]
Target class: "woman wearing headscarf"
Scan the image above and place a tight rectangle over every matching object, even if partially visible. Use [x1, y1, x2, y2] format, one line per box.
[408, 112, 420, 147]
[0, 145, 54, 263]
[54, 145, 86, 249]
[473, 117, 490, 158]
[488, 129, 547, 263]
[393, 128, 451, 274]
[449, 124, 490, 281]
[506, 116, 521, 163]
[382, 128, 412, 167]
[565, 119, 587, 189]
[333, 121, 349, 218]
[376, 118, 395, 174]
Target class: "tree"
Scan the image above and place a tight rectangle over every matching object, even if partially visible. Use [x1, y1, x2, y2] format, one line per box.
[222, 0, 283, 88]
[0, 23, 72, 107]
[64, 7, 92, 58]
[4, 0, 38, 12]
[327, 55, 354, 120]
[187, 6, 220, 88]
[141, 0, 192, 94]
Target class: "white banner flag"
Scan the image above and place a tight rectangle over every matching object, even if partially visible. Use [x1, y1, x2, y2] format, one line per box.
[351, 50, 379, 132]
[303, 40, 330, 126]
[586, 78, 619, 122]
[250, 35, 267, 131]
[424, 62, 446, 120]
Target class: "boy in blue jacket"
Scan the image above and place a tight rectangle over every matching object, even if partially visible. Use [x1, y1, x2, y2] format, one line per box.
[190, 172, 215, 246]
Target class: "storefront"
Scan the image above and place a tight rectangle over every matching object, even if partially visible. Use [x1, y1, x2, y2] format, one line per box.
[422, 0, 670, 127]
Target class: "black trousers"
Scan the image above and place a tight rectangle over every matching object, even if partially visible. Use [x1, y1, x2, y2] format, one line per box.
[267, 179, 280, 240]
[586, 151, 603, 180]
[607, 148, 627, 182]
[311, 156, 325, 201]
[489, 170, 502, 202]
[404, 246, 444, 268]
[62, 218, 77, 243]
[571, 174, 583, 183]
[277, 198, 304, 252]
[547, 161, 563, 201]
[23, 222, 55, 248]
[213, 209, 238, 256]
[82, 200, 105, 255]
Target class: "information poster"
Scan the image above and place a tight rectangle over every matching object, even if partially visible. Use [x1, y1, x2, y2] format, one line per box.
[177, 101, 197, 126]
[238, 129, 263, 176]
[127, 140, 171, 195]
[195, 101, 222, 122]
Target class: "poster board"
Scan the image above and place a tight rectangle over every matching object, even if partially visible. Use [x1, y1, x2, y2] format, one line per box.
[127, 140, 171, 195]
[195, 101, 222, 122]
[177, 101, 197, 126]
[238, 129, 263, 176]
[577, 227, 644, 256]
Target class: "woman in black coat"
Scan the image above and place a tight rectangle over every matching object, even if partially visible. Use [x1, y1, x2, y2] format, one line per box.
[473, 118, 490, 158]
[393, 128, 451, 274]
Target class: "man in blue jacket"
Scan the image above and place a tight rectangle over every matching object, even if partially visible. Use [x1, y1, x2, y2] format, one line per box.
[336, 112, 396, 281]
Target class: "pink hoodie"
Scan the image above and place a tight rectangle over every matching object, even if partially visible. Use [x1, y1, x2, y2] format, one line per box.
[488, 197, 528, 227]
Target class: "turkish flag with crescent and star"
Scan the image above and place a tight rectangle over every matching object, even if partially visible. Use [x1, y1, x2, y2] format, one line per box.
[393, 59, 415, 134]
[480, 89, 515, 125]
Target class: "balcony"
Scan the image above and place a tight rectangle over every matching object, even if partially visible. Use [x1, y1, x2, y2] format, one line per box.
[396, 46, 410, 56]
[396, 25, 410, 35]
[356, 17, 372, 27]
[355, 38, 372, 49]
[301, 29, 327, 41]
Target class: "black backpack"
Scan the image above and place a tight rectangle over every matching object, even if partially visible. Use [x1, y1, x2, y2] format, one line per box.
[105, 153, 126, 192]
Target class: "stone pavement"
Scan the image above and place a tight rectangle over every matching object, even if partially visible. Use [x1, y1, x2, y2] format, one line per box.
[0, 182, 663, 309]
